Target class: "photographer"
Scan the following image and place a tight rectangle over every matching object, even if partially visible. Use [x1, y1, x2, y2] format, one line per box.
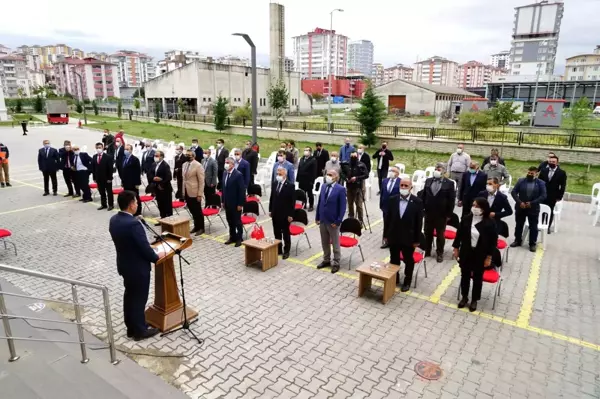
[345, 151, 368, 225]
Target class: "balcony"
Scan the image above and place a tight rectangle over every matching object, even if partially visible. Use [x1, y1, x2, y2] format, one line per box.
[94, 83, 103, 89]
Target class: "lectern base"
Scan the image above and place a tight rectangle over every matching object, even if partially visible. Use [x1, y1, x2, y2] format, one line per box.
[145, 305, 198, 333]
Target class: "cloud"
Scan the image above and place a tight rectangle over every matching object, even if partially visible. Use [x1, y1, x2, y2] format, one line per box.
[53, 29, 97, 38]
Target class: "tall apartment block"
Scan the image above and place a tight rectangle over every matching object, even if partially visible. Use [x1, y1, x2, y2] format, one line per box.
[413, 56, 459, 87]
[459, 61, 507, 88]
[372, 63, 384, 85]
[510, 0, 564, 76]
[54, 57, 120, 100]
[490, 50, 511, 69]
[383, 64, 414, 84]
[269, 2, 285, 83]
[110, 50, 156, 88]
[293, 28, 348, 79]
[347, 40, 374, 78]
[0, 55, 29, 98]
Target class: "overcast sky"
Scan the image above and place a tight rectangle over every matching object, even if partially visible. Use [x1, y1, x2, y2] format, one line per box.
[0, 0, 597, 72]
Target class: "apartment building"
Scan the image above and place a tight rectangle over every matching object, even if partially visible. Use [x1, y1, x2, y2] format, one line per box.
[347, 40, 374, 78]
[0, 45, 10, 56]
[564, 46, 600, 81]
[156, 50, 250, 77]
[413, 56, 459, 86]
[490, 50, 511, 69]
[459, 61, 507, 88]
[292, 27, 349, 79]
[383, 64, 414, 84]
[284, 57, 294, 73]
[86, 52, 110, 62]
[110, 50, 156, 88]
[0, 55, 30, 98]
[54, 57, 120, 100]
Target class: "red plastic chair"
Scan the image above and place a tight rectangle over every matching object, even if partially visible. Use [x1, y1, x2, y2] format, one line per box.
[202, 194, 227, 233]
[289, 209, 311, 255]
[432, 225, 457, 249]
[400, 248, 427, 288]
[172, 200, 192, 218]
[246, 195, 266, 214]
[337, 218, 364, 269]
[88, 182, 98, 199]
[0, 228, 17, 255]
[112, 187, 124, 195]
[140, 195, 156, 215]
[457, 268, 503, 310]
[241, 201, 259, 239]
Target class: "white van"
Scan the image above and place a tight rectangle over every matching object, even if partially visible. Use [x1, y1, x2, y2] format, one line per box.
[593, 106, 600, 114]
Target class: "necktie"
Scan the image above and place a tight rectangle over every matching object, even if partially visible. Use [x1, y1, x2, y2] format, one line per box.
[67, 153, 70, 168]
[46, 148, 49, 158]
[387, 179, 394, 193]
[225, 173, 229, 187]
[75, 155, 78, 168]
[277, 182, 282, 193]
[98, 154, 102, 165]
[324, 185, 331, 203]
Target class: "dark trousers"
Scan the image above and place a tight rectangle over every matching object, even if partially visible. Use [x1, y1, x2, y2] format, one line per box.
[156, 191, 173, 219]
[124, 185, 142, 216]
[225, 206, 243, 242]
[204, 185, 216, 199]
[186, 195, 204, 230]
[390, 244, 415, 285]
[175, 173, 184, 201]
[300, 185, 314, 208]
[544, 199, 556, 232]
[272, 217, 291, 254]
[460, 260, 484, 301]
[122, 273, 150, 336]
[424, 215, 447, 255]
[62, 169, 75, 195]
[249, 174, 255, 187]
[77, 171, 91, 200]
[377, 168, 387, 191]
[42, 171, 58, 194]
[98, 180, 114, 207]
[514, 208, 539, 245]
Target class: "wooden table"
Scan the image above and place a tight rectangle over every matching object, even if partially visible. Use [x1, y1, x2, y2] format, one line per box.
[356, 262, 401, 304]
[159, 215, 191, 239]
[242, 239, 281, 271]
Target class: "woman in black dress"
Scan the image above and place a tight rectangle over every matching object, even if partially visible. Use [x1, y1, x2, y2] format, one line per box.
[452, 197, 498, 312]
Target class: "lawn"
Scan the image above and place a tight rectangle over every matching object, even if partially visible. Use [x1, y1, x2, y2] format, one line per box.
[0, 114, 43, 126]
[78, 114, 599, 195]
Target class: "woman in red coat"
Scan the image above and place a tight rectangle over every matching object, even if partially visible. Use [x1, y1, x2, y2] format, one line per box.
[114, 131, 125, 149]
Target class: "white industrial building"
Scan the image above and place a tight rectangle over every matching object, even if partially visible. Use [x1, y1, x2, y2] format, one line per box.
[374, 80, 476, 116]
[144, 60, 311, 114]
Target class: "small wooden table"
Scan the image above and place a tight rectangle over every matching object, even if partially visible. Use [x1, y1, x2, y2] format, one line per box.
[242, 238, 281, 271]
[159, 215, 191, 239]
[356, 262, 401, 304]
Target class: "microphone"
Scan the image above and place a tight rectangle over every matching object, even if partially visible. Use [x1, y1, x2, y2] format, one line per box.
[136, 215, 148, 226]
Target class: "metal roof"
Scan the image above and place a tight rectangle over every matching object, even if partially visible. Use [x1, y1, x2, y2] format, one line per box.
[376, 79, 477, 96]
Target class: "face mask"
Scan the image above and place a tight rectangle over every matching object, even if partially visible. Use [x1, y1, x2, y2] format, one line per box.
[382, 145, 387, 149]
[456, 148, 463, 154]
[246, 144, 251, 149]
[154, 157, 160, 162]
[304, 151, 310, 156]
[187, 155, 195, 161]
[176, 150, 182, 155]
[203, 153, 209, 159]
[235, 155, 241, 161]
[277, 156, 284, 163]
[486, 184, 495, 193]
[469, 168, 476, 174]
[490, 160, 497, 166]
[275, 175, 284, 183]
[145, 145, 151, 149]
[217, 143, 223, 149]
[280, 147, 286, 151]
[433, 170, 442, 179]
[399, 189, 410, 196]
[471, 207, 483, 216]
[65, 145, 71, 150]
[325, 176, 334, 185]
[345, 143, 350, 147]
[526, 175, 534, 181]
[44, 144, 50, 148]
[96, 148, 103, 154]
[124, 150, 131, 157]
[357, 149, 364, 155]
[549, 164, 557, 169]
[224, 163, 231, 171]
[191, 143, 198, 148]
[330, 157, 337, 163]
[74, 151, 80, 155]
[387, 172, 396, 179]
[116, 142, 122, 147]
[350, 157, 357, 164]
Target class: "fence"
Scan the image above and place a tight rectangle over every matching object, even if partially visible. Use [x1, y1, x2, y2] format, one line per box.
[91, 108, 600, 150]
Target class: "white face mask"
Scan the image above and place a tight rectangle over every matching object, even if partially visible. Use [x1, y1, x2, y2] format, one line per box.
[203, 153, 209, 159]
[116, 142, 122, 147]
[154, 157, 160, 162]
[486, 184, 495, 193]
[399, 189, 410, 196]
[217, 143, 223, 149]
[277, 156, 284, 163]
[456, 148, 462, 154]
[304, 151, 310, 156]
[433, 170, 442, 179]
[275, 175, 284, 183]
[330, 157, 337, 163]
[357, 149, 364, 155]
[472, 207, 483, 216]
[235, 155, 241, 161]
[224, 163, 231, 171]
[490, 160, 497, 166]
[191, 143, 198, 148]
[96, 148, 103, 154]
[387, 171, 396, 179]
[74, 151, 80, 156]
[325, 176, 334, 185]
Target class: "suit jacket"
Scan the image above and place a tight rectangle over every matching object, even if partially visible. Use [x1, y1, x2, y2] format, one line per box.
[379, 177, 400, 213]
[215, 147, 229, 177]
[222, 169, 246, 208]
[115, 146, 125, 176]
[538, 167, 567, 202]
[202, 157, 218, 187]
[58, 147, 75, 171]
[242, 148, 259, 175]
[121, 155, 142, 188]
[358, 152, 371, 173]
[174, 153, 186, 181]
[73, 152, 92, 172]
[477, 190, 513, 223]
[372, 148, 394, 173]
[452, 215, 498, 267]
[269, 179, 296, 221]
[459, 171, 488, 204]
[314, 148, 330, 175]
[102, 134, 115, 156]
[109, 212, 159, 278]
[235, 158, 251, 188]
[92, 152, 114, 182]
[316, 183, 346, 225]
[511, 178, 547, 211]
[192, 146, 204, 163]
[271, 161, 295, 183]
[182, 160, 205, 198]
[384, 195, 423, 247]
[141, 148, 156, 174]
[147, 161, 173, 193]
[418, 177, 456, 218]
[38, 147, 60, 173]
[297, 156, 317, 190]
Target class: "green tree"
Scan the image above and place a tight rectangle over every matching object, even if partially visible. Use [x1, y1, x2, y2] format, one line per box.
[76, 101, 83, 113]
[133, 98, 141, 110]
[92, 100, 99, 115]
[232, 103, 252, 124]
[34, 95, 43, 113]
[177, 98, 186, 115]
[154, 101, 161, 123]
[567, 97, 591, 133]
[459, 110, 493, 130]
[213, 95, 229, 131]
[267, 80, 289, 123]
[490, 101, 521, 153]
[354, 83, 386, 147]
[15, 98, 23, 113]
[132, 88, 145, 98]
[117, 99, 123, 118]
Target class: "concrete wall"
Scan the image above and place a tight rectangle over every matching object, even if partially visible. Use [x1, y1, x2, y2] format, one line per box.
[375, 81, 437, 114]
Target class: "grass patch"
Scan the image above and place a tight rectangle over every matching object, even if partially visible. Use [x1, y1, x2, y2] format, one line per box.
[0, 114, 43, 126]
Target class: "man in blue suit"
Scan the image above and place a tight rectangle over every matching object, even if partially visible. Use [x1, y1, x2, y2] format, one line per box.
[232, 148, 251, 189]
[140, 141, 155, 176]
[379, 166, 400, 249]
[478, 177, 513, 235]
[316, 169, 347, 274]
[72, 145, 93, 202]
[458, 161, 487, 217]
[221, 157, 246, 247]
[37, 139, 60, 196]
[121, 144, 142, 217]
[109, 191, 163, 341]
[271, 149, 295, 183]
[511, 167, 547, 252]
[339, 137, 355, 164]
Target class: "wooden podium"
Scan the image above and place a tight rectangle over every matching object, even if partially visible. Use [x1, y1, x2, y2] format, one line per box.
[145, 232, 198, 332]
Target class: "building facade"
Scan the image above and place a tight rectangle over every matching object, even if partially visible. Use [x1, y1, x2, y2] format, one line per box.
[86, 52, 110, 62]
[292, 28, 348, 79]
[413, 56, 459, 86]
[564, 46, 600, 81]
[301, 76, 366, 99]
[0, 55, 29, 98]
[0, 45, 10, 56]
[490, 50, 511, 69]
[347, 40, 374, 78]
[372, 63, 384, 85]
[54, 57, 120, 100]
[284, 57, 294, 73]
[510, 0, 564, 76]
[383, 64, 414, 84]
[459, 61, 507, 88]
[110, 50, 156, 88]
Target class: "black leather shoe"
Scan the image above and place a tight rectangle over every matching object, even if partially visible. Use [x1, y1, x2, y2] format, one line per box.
[235, 241, 242, 247]
[458, 297, 468, 309]
[133, 327, 159, 341]
[307, 207, 314, 212]
[331, 265, 340, 274]
[401, 284, 410, 292]
[53, 192, 58, 196]
[224, 239, 234, 245]
[316, 261, 330, 269]
[82, 199, 92, 203]
[4, 183, 10, 187]
[190, 227, 199, 234]
[73, 194, 81, 198]
[282, 253, 290, 260]
[469, 301, 478, 312]
[436, 254, 443, 263]
[107, 206, 114, 211]
[425, 251, 431, 257]
[64, 193, 73, 197]
[529, 244, 537, 252]
[43, 192, 50, 196]
[78, 198, 85, 202]
[126, 330, 134, 338]
[97, 206, 107, 210]
[510, 241, 522, 248]
[380, 243, 389, 249]
[194, 229, 205, 236]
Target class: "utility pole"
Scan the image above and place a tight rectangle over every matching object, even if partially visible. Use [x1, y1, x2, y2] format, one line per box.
[327, 8, 344, 132]
[72, 70, 87, 125]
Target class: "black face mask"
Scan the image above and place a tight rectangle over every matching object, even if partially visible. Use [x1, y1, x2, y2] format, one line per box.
[548, 164, 557, 169]
[382, 145, 387, 149]
[526, 175, 535, 181]
[350, 157, 358, 165]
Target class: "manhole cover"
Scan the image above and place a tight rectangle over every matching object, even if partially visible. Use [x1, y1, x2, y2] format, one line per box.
[415, 361, 442, 380]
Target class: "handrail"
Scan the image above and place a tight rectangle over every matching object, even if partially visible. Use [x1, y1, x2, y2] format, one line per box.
[0, 263, 119, 365]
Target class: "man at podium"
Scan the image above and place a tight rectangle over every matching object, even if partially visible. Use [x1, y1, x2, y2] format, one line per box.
[109, 191, 165, 341]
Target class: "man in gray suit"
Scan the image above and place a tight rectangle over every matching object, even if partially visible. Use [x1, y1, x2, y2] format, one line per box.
[201, 147, 218, 199]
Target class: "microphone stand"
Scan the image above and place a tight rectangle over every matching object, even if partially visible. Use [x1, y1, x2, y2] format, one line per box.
[139, 219, 203, 345]
[356, 181, 372, 233]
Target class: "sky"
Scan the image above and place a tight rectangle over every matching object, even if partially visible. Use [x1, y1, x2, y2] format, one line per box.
[0, 0, 598, 73]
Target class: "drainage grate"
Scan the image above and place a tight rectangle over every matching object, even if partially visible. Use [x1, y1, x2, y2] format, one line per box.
[415, 361, 443, 380]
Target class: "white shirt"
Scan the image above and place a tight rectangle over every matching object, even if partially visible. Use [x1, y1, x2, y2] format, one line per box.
[155, 160, 163, 174]
[387, 178, 395, 193]
[487, 193, 496, 207]
[74, 154, 87, 171]
[471, 215, 483, 247]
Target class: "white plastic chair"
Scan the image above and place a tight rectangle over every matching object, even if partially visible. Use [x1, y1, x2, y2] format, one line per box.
[553, 201, 563, 233]
[589, 183, 600, 215]
[411, 170, 426, 193]
[395, 163, 406, 174]
[81, 145, 88, 153]
[499, 175, 513, 195]
[313, 176, 324, 204]
[254, 168, 267, 196]
[365, 171, 375, 200]
[524, 204, 551, 248]
[449, 179, 457, 192]
[593, 201, 600, 227]
[398, 173, 411, 180]
[424, 166, 435, 179]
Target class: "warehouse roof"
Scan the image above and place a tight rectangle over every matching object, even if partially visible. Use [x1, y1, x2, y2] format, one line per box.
[377, 79, 477, 96]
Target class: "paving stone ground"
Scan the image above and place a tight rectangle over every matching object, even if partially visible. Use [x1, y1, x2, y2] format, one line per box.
[0, 124, 599, 398]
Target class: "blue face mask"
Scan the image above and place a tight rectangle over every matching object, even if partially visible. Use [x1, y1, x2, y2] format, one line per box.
[124, 150, 131, 157]
[44, 144, 50, 148]
[469, 168, 477, 174]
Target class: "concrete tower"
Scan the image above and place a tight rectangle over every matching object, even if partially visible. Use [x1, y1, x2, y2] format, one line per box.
[269, 2, 285, 84]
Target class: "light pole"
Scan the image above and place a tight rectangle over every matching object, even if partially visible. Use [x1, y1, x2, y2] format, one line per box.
[530, 62, 543, 127]
[328, 8, 344, 132]
[233, 33, 257, 143]
[72, 70, 87, 125]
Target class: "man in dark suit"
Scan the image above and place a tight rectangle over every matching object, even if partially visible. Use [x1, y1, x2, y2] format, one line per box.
[316, 169, 347, 274]
[269, 167, 296, 259]
[59, 140, 76, 197]
[418, 163, 456, 262]
[215, 138, 229, 189]
[242, 140, 259, 186]
[221, 157, 246, 247]
[115, 139, 126, 180]
[147, 150, 173, 219]
[357, 145, 371, 174]
[173, 145, 186, 201]
[120, 144, 142, 217]
[140, 141, 155, 177]
[384, 177, 424, 292]
[511, 167, 547, 252]
[538, 155, 566, 233]
[458, 161, 487, 217]
[37, 139, 60, 196]
[477, 177, 512, 234]
[297, 147, 318, 211]
[537, 151, 555, 172]
[92, 142, 114, 211]
[372, 141, 394, 193]
[314, 142, 330, 176]
[72, 145, 93, 202]
[102, 129, 115, 157]
[482, 148, 505, 169]
[109, 191, 162, 341]
[380, 166, 400, 249]
[232, 148, 251, 189]
[190, 138, 203, 163]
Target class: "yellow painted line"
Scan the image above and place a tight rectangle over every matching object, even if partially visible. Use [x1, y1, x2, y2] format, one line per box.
[369, 218, 384, 228]
[429, 264, 461, 304]
[303, 252, 324, 265]
[516, 246, 544, 327]
[0, 199, 75, 216]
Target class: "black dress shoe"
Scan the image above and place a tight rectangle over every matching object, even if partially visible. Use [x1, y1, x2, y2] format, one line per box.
[458, 297, 468, 309]
[73, 194, 81, 198]
[133, 327, 159, 341]
[64, 193, 73, 197]
[127, 330, 134, 338]
[469, 301, 478, 312]
[510, 241, 522, 248]
[107, 206, 114, 211]
[529, 244, 537, 252]
[224, 240, 234, 245]
[82, 199, 92, 203]
[282, 253, 290, 260]
[190, 227, 199, 234]
[380, 243, 389, 249]
[316, 261, 330, 269]
[235, 241, 242, 247]
[98, 206, 107, 210]
[79, 198, 85, 202]
[53, 192, 58, 196]
[307, 207, 314, 212]
[4, 183, 11, 187]
[400, 284, 410, 292]
[43, 192, 50, 196]
[436, 254, 443, 263]
[194, 229, 205, 236]
[331, 264, 340, 274]
[153, 222, 160, 227]
[425, 251, 431, 257]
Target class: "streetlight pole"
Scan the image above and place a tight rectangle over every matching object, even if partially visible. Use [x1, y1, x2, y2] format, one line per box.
[530, 62, 543, 127]
[328, 8, 344, 132]
[72, 70, 87, 125]
[233, 33, 257, 144]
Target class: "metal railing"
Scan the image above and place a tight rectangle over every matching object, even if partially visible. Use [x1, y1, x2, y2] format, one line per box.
[0, 264, 119, 365]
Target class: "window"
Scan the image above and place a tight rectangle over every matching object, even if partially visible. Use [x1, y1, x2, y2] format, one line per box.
[592, 75, 597, 80]
[513, 57, 522, 62]
[208, 98, 211, 102]
[514, 49, 523, 55]
[570, 76, 576, 81]
[578, 67, 584, 72]
[513, 64, 521, 69]
[202, 97, 206, 102]
[577, 76, 584, 81]
[538, 56, 546, 61]
[512, 71, 520, 75]
[515, 42, 524, 47]
[572, 67, 577, 72]
[594, 66, 599, 71]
